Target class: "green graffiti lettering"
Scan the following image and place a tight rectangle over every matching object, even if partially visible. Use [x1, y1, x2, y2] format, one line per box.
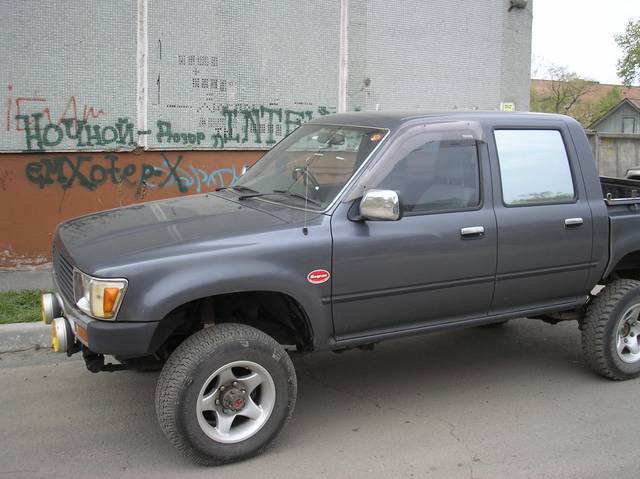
[17, 113, 44, 151]
[60, 119, 84, 141]
[115, 118, 135, 146]
[25, 161, 47, 188]
[105, 154, 122, 184]
[101, 125, 118, 145]
[121, 163, 137, 184]
[89, 163, 107, 185]
[260, 107, 283, 145]
[156, 120, 172, 143]
[158, 154, 187, 192]
[64, 155, 94, 189]
[284, 110, 312, 136]
[42, 123, 63, 147]
[42, 157, 68, 186]
[221, 107, 240, 143]
[239, 108, 261, 144]
[84, 125, 104, 147]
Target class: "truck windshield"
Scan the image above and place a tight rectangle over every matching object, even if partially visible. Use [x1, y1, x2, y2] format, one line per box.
[233, 124, 387, 210]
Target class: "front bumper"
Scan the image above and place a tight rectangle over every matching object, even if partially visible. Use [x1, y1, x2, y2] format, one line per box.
[50, 276, 159, 357]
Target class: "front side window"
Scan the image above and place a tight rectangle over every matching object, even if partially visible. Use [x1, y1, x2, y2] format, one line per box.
[495, 130, 575, 206]
[374, 139, 480, 214]
[235, 124, 386, 210]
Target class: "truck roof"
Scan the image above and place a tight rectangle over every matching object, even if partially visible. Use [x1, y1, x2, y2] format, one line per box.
[307, 110, 572, 130]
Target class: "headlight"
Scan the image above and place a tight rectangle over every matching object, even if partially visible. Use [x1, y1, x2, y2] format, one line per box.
[73, 269, 127, 320]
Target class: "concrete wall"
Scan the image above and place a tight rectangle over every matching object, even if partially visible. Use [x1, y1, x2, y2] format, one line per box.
[1, 1, 138, 153]
[344, 0, 532, 112]
[2, 0, 533, 153]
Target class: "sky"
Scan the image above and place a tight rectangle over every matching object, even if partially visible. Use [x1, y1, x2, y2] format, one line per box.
[531, 0, 639, 84]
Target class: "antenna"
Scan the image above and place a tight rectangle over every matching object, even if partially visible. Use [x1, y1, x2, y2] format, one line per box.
[300, 128, 340, 236]
[302, 157, 310, 236]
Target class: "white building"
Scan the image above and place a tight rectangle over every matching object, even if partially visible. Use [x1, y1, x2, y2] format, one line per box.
[1, 0, 533, 152]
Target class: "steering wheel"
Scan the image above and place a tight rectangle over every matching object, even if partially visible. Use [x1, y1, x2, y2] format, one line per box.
[292, 167, 321, 192]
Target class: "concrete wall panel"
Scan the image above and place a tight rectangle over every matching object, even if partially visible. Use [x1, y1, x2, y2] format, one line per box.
[1, 1, 138, 152]
[146, 0, 340, 150]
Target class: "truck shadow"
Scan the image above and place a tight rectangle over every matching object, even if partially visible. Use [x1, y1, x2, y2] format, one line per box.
[81, 319, 591, 469]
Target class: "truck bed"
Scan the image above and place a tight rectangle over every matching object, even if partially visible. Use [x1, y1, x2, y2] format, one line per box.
[601, 176, 640, 206]
[601, 177, 640, 279]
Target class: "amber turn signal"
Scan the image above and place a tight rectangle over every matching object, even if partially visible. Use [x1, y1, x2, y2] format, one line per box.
[103, 287, 120, 314]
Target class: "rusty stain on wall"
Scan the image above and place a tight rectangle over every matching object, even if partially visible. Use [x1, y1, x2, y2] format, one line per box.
[0, 150, 263, 268]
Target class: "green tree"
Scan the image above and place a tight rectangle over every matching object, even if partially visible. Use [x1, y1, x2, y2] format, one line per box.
[530, 65, 597, 125]
[615, 19, 640, 86]
[589, 87, 623, 125]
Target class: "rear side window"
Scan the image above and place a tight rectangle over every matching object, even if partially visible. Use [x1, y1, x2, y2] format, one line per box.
[495, 130, 575, 206]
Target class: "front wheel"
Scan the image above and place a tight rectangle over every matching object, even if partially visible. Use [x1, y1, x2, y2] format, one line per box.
[582, 279, 640, 380]
[155, 323, 297, 465]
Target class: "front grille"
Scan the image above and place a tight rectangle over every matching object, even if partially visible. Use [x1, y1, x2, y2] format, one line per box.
[52, 244, 75, 303]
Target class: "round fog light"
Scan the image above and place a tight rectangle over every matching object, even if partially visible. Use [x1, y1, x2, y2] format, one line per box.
[41, 293, 61, 325]
[51, 317, 73, 353]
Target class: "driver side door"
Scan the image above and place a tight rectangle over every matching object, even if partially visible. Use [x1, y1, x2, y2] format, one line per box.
[330, 126, 497, 339]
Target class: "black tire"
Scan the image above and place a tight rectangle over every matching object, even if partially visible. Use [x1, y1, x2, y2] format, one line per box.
[155, 323, 297, 465]
[582, 279, 640, 380]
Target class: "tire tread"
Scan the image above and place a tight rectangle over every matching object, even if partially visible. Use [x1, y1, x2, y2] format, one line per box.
[582, 279, 640, 381]
[155, 323, 296, 465]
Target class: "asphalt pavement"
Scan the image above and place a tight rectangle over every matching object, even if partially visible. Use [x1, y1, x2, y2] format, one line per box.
[0, 319, 637, 479]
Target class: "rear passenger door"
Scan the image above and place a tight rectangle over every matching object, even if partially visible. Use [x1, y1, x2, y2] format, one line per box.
[489, 126, 594, 314]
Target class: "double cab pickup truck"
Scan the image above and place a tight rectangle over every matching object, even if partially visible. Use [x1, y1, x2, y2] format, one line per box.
[41, 111, 640, 464]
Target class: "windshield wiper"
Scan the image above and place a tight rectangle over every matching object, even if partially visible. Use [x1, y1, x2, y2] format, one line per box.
[272, 190, 323, 207]
[238, 190, 322, 208]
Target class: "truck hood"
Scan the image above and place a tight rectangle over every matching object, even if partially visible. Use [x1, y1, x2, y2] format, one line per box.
[56, 193, 291, 273]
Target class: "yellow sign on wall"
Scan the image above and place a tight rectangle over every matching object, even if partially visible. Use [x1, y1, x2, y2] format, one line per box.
[501, 102, 516, 112]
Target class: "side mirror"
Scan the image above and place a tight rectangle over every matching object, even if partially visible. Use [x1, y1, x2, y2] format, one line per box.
[359, 189, 401, 221]
[240, 164, 250, 175]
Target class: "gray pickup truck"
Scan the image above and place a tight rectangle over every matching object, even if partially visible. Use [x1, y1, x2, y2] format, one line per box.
[41, 111, 640, 464]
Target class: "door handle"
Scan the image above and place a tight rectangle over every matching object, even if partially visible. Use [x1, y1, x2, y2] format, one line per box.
[564, 217, 584, 228]
[460, 226, 485, 238]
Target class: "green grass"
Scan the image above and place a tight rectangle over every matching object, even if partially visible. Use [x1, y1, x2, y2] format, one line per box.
[0, 290, 45, 324]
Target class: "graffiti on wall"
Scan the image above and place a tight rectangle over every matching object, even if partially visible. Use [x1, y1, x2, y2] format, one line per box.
[24, 152, 241, 197]
[5, 85, 107, 133]
[11, 91, 332, 152]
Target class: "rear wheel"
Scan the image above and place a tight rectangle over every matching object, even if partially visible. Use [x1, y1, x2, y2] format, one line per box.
[155, 323, 297, 465]
[582, 279, 640, 380]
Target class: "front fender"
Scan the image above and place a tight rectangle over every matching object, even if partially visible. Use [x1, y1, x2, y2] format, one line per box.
[115, 221, 334, 349]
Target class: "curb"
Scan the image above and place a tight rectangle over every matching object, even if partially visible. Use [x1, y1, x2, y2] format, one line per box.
[0, 323, 51, 353]
[0, 268, 54, 292]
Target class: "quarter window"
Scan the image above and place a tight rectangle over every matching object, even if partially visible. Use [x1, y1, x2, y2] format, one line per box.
[376, 140, 480, 214]
[495, 130, 575, 206]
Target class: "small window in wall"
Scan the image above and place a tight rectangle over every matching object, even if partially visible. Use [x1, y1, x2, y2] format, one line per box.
[495, 130, 575, 206]
[622, 117, 636, 134]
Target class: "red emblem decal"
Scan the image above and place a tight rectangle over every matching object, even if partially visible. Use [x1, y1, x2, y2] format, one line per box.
[307, 269, 330, 284]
